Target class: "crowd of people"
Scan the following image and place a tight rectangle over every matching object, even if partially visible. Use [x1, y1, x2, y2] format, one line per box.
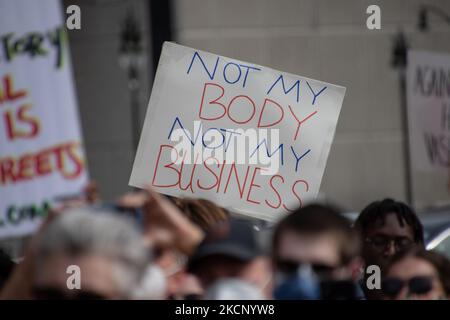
[0, 183, 448, 300]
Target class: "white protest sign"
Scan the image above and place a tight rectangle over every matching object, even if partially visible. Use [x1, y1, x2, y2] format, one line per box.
[0, 0, 88, 238]
[130, 42, 345, 221]
[407, 50, 450, 173]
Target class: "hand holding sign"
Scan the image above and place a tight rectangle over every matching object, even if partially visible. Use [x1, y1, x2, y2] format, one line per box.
[143, 188, 204, 255]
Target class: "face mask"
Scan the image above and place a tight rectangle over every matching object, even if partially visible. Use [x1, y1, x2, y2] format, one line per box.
[131, 265, 167, 300]
[203, 278, 264, 300]
[273, 264, 321, 300]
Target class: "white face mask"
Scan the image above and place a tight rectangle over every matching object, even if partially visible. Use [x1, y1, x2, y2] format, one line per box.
[203, 278, 265, 300]
[132, 265, 167, 300]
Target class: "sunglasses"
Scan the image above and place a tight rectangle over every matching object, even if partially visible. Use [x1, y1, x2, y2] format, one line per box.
[276, 259, 338, 277]
[365, 236, 414, 252]
[32, 286, 108, 300]
[381, 276, 434, 298]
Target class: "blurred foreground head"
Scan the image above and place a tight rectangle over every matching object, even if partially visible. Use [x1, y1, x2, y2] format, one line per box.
[188, 218, 270, 296]
[383, 248, 450, 300]
[272, 204, 362, 299]
[33, 208, 150, 299]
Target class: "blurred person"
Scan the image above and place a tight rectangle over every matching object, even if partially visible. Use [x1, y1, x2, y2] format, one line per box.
[272, 204, 363, 300]
[3, 186, 198, 300]
[117, 191, 231, 299]
[354, 198, 424, 298]
[163, 198, 230, 299]
[188, 218, 272, 299]
[31, 208, 151, 299]
[382, 248, 450, 300]
[116, 189, 203, 299]
[1, 182, 106, 299]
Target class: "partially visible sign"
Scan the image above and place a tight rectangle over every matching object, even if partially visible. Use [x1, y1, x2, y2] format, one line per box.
[0, 0, 88, 238]
[407, 50, 450, 172]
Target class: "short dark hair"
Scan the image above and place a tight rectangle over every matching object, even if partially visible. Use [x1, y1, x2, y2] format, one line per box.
[354, 199, 424, 245]
[272, 204, 361, 265]
[386, 248, 450, 295]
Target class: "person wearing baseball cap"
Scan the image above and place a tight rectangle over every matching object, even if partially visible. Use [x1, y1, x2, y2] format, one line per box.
[188, 218, 271, 299]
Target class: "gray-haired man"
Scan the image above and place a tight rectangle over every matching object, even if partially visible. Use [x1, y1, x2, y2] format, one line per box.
[32, 208, 150, 299]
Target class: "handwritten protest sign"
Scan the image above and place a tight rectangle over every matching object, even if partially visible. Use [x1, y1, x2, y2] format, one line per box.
[0, 0, 88, 238]
[130, 42, 345, 221]
[407, 50, 450, 173]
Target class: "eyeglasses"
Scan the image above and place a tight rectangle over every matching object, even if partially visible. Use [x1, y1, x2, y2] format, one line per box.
[32, 286, 108, 300]
[365, 236, 414, 252]
[381, 276, 434, 298]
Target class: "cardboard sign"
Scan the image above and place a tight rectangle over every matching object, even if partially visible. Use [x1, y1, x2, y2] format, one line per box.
[407, 50, 450, 172]
[0, 0, 88, 238]
[130, 42, 345, 221]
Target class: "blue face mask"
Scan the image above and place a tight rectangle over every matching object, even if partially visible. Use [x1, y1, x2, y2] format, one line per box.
[273, 264, 321, 300]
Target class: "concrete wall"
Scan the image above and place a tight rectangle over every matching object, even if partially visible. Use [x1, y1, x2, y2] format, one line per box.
[65, 0, 152, 201]
[173, 0, 450, 212]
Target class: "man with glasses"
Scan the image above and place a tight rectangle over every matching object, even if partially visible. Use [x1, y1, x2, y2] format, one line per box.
[354, 198, 424, 299]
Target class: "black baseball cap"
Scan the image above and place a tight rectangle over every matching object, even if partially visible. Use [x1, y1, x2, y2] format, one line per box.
[188, 218, 261, 271]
